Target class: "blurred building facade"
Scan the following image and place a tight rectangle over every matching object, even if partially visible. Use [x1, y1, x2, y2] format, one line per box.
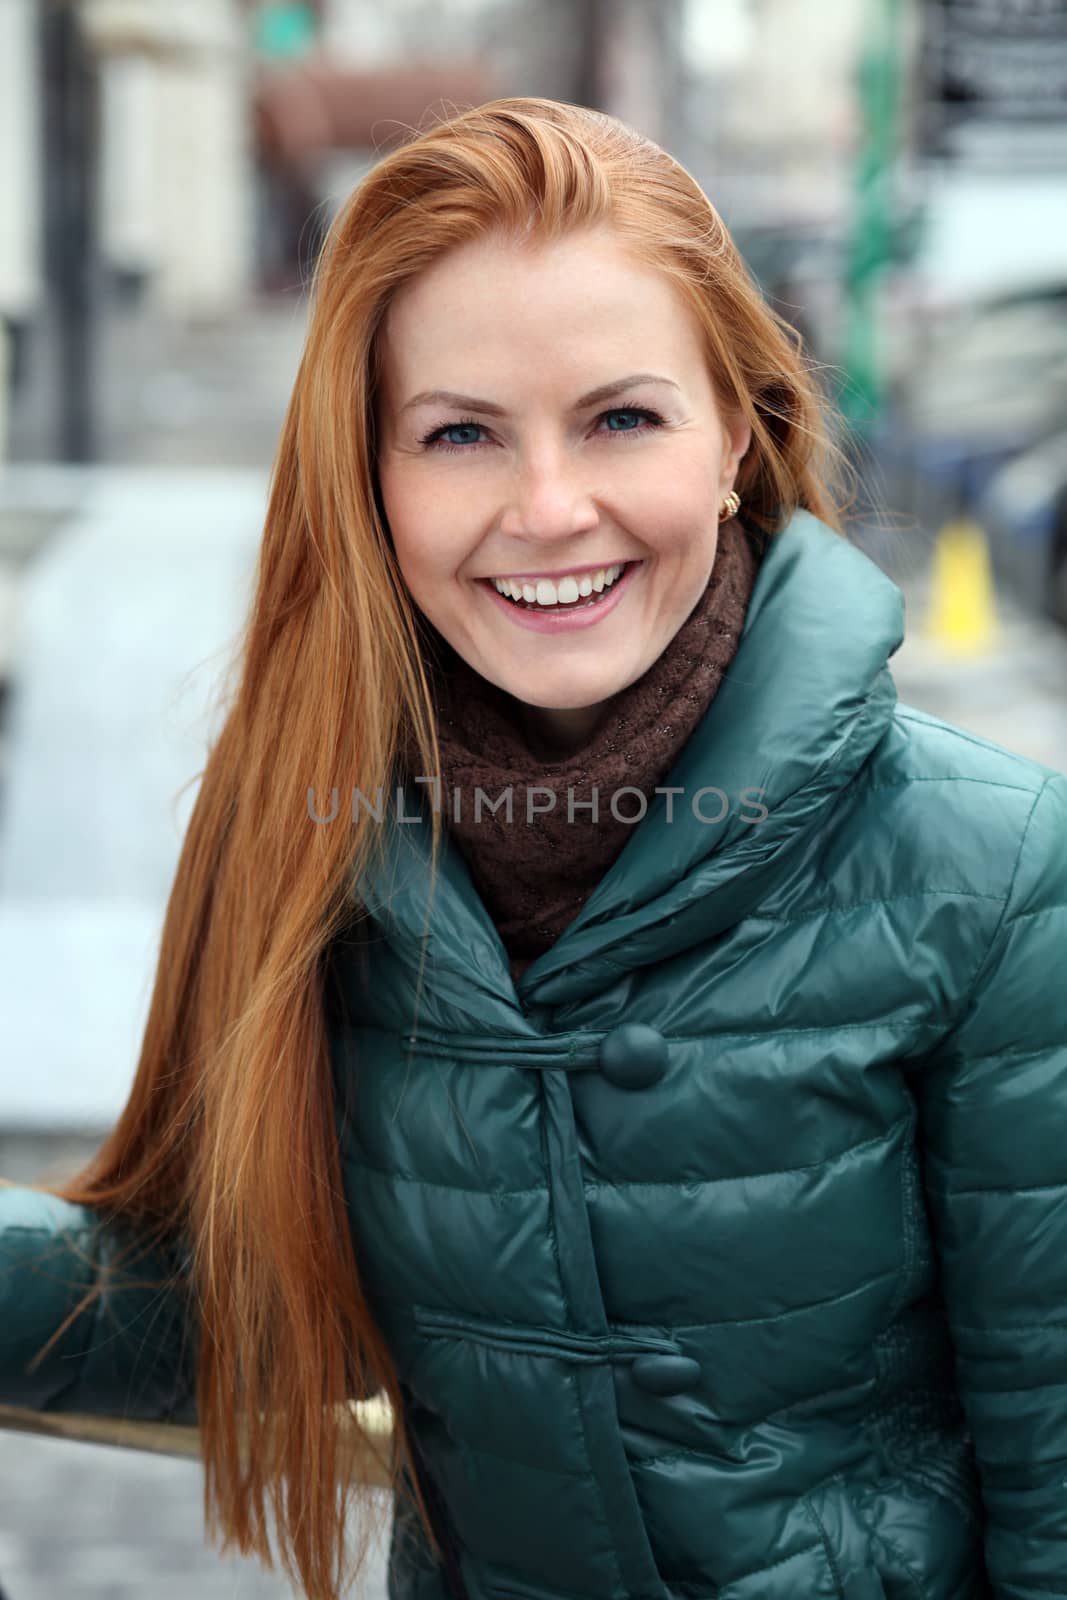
[0, 0, 44, 460]
[93, 1, 254, 316]
[2, 0, 1066, 469]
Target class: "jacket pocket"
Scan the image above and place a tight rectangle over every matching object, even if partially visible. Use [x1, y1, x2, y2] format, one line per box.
[803, 1475, 917, 1600]
[847, 1470, 983, 1600]
[413, 1304, 684, 1365]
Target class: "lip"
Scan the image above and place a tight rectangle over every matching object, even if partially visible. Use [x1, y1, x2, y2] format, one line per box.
[479, 559, 643, 633]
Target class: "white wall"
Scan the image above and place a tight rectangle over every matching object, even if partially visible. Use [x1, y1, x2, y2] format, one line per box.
[0, 0, 43, 322]
[87, 0, 255, 316]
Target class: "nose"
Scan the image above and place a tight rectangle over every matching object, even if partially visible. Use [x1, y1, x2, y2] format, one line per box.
[497, 448, 600, 546]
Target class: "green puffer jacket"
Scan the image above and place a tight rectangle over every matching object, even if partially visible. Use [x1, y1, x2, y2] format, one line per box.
[3, 510, 1067, 1600]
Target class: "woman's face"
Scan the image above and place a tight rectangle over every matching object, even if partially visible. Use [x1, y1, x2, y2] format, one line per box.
[375, 226, 751, 757]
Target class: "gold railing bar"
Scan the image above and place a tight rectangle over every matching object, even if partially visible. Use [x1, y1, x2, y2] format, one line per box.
[0, 1396, 397, 1489]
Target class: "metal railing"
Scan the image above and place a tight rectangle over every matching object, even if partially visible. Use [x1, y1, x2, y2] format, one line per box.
[0, 1394, 397, 1487]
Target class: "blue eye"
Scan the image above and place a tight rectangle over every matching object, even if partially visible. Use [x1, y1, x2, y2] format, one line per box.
[418, 406, 667, 454]
[424, 419, 484, 451]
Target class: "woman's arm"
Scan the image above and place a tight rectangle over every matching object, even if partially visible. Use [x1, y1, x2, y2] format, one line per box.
[915, 772, 1067, 1595]
[0, 1185, 198, 1423]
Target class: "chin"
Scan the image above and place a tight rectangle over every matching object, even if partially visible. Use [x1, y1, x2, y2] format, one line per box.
[509, 682, 621, 711]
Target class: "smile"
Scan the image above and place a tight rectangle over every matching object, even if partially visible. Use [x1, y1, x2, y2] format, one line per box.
[479, 560, 643, 634]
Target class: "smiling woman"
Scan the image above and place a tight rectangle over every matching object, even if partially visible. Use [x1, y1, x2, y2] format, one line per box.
[3, 95, 1067, 1600]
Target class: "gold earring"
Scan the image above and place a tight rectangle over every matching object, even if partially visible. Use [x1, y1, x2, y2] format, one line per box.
[718, 490, 741, 522]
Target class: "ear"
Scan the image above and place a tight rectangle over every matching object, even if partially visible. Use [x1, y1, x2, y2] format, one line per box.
[722, 413, 752, 483]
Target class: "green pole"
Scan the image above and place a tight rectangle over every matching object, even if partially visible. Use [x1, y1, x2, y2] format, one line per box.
[840, 0, 903, 438]
[255, 2, 317, 61]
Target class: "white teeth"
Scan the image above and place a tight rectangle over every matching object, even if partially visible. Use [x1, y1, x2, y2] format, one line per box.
[492, 563, 626, 608]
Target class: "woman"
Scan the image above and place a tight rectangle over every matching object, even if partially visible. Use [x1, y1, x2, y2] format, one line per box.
[2, 98, 1066, 1600]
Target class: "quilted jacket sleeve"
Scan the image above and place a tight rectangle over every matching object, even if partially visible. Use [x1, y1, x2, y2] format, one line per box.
[0, 1184, 198, 1423]
[915, 772, 1067, 1598]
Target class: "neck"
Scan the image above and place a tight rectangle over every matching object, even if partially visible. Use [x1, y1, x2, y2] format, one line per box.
[513, 696, 617, 761]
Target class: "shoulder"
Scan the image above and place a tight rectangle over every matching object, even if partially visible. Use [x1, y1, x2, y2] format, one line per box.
[874, 701, 1059, 796]
[856, 702, 1067, 903]
[825, 705, 1067, 1039]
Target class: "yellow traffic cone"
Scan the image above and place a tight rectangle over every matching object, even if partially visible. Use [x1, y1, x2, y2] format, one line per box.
[920, 514, 1000, 655]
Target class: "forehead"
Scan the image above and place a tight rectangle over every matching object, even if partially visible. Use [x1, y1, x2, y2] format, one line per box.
[379, 228, 706, 396]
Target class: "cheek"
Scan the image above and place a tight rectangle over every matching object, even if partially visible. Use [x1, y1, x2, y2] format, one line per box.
[391, 500, 481, 597]
[631, 457, 719, 531]
[392, 537, 440, 604]
[637, 506, 715, 565]
[379, 477, 441, 588]
[392, 529, 473, 623]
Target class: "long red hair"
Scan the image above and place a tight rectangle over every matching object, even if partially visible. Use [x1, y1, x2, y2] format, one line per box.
[9, 97, 857, 1598]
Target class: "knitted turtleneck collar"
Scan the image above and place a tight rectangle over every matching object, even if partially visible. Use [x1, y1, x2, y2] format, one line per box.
[412, 516, 765, 984]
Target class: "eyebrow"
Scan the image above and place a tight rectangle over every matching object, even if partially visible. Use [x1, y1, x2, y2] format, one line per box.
[398, 373, 682, 417]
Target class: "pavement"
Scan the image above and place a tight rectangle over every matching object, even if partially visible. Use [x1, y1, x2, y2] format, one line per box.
[0, 1438, 394, 1600]
[8, 291, 309, 472]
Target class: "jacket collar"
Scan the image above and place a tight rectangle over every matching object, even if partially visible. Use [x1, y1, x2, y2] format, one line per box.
[357, 509, 905, 1013]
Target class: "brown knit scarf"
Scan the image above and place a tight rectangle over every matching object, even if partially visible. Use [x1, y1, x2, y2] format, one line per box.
[408, 516, 764, 983]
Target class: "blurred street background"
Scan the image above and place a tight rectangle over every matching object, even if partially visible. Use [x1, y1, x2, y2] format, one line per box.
[1, 0, 1066, 1595]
